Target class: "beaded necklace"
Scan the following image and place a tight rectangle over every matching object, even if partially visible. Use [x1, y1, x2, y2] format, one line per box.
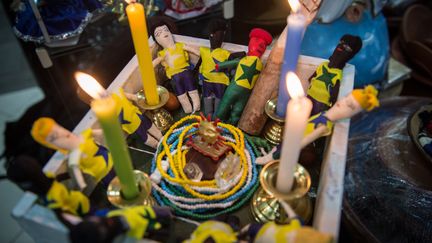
[149, 115, 261, 218]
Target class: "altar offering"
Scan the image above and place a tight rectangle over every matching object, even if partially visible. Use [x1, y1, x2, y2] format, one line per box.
[13, 35, 354, 243]
[150, 114, 259, 219]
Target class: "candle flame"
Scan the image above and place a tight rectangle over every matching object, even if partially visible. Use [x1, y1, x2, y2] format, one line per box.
[75, 72, 106, 99]
[286, 72, 304, 99]
[288, 0, 300, 13]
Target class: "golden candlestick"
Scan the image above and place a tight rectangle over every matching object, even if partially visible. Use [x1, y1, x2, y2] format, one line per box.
[262, 98, 285, 144]
[250, 160, 312, 223]
[135, 86, 173, 133]
[107, 170, 155, 208]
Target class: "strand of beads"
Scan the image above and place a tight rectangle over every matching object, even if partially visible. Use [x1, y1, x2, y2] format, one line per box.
[150, 115, 260, 219]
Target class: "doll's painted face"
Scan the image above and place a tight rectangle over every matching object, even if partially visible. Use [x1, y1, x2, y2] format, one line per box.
[328, 35, 362, 69]
[46, 124, 81, 150]
[154, 25, 175, 48]
[248, 37, 267, 57]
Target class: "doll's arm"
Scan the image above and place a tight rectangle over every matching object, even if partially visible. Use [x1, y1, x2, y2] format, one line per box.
[153, 56, 164, 67]
[193, 58, 203, 73]
[68, 148, 87, 190]
[215, 58, 240, 71]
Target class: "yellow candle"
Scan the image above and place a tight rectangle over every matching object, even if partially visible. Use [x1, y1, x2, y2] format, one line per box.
[126, 2, 159, 106]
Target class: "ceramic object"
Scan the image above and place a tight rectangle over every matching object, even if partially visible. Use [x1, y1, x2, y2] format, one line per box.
[301, 11, 389, 87]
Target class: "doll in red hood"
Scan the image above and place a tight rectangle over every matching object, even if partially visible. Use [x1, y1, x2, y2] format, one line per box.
[214, 28, 273, 125]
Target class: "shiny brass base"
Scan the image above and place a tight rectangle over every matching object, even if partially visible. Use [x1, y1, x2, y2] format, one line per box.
[107, 170, 155, 208]
[136, 86, 173, 132]
[251, 160, 312, 224]
[262, 98, 285, 145]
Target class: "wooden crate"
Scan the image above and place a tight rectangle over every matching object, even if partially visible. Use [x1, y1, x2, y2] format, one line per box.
[13, 35, 354, 243]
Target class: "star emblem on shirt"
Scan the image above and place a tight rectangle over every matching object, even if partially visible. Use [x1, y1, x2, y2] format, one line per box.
[316, 65, 337, 93]
[310, 113, 329, 129]
[94, 143, 109, 166]
[237, 59, 260, 87]
[119, 109, 131, 125]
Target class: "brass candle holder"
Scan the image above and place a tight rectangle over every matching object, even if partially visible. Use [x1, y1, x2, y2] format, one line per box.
[251, 160, 312, 224]
[135, 86, 173, 133]
[262, 98, 285, 145]
[107, 170, 155, 208]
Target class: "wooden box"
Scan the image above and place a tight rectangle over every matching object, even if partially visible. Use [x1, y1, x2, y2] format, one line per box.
[13, 35, 354, 242]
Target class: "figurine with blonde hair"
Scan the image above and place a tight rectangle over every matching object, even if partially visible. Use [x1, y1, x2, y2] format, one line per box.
[302, 84, 379, 147]
[256, 85, 379, 165]
[31, 117, 113, 189]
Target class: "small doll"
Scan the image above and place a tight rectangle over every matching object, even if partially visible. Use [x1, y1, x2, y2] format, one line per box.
[31, 117, 114, 189]
[184, 220, 238, 243]
[151, 19, 201, 113]
[240, 201, 332, 243]
[215, 28, 273, 125]
[302, 84, 379, 147]
[7, 155, 89, 216]
[196, 19, 246, 115]
[75, 71, 162, 148]
[112, 88, 162, 148]
[69, 206, 173, 243]
[256, 85, 379, 165]
[245, 220, 332, 243]
[307, 34, 362, 116]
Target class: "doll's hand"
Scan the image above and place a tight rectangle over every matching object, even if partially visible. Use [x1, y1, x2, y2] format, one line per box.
[256, 147, 277, 165]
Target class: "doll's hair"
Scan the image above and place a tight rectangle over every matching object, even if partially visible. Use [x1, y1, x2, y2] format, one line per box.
[149, 17, 177, 46]
[208, 19, 228, 34]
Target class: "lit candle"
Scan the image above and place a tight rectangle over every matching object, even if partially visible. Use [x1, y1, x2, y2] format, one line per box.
[276, 72, 312, 193]
[126, 0, 159, 106]
[75, 72, 139, 200]
[276, 0, 306, 117]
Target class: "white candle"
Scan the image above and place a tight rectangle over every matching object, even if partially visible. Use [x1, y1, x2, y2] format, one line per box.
[276, 72, 312, 193]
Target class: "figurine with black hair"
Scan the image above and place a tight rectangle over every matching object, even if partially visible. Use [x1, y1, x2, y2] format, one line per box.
[151, 19, 200, 114]
[214, 28, 273, 125]
[307, 34, 362, 116]
[196, 19, 246, 116]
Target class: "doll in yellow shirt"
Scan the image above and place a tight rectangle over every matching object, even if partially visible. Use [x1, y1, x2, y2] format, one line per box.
[112, 88, 162, 149]
[195, 19, 245, 115]
[307, 35, 362, 116]
[151, 19, 200, 114]
[31, 117, 114, 189]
